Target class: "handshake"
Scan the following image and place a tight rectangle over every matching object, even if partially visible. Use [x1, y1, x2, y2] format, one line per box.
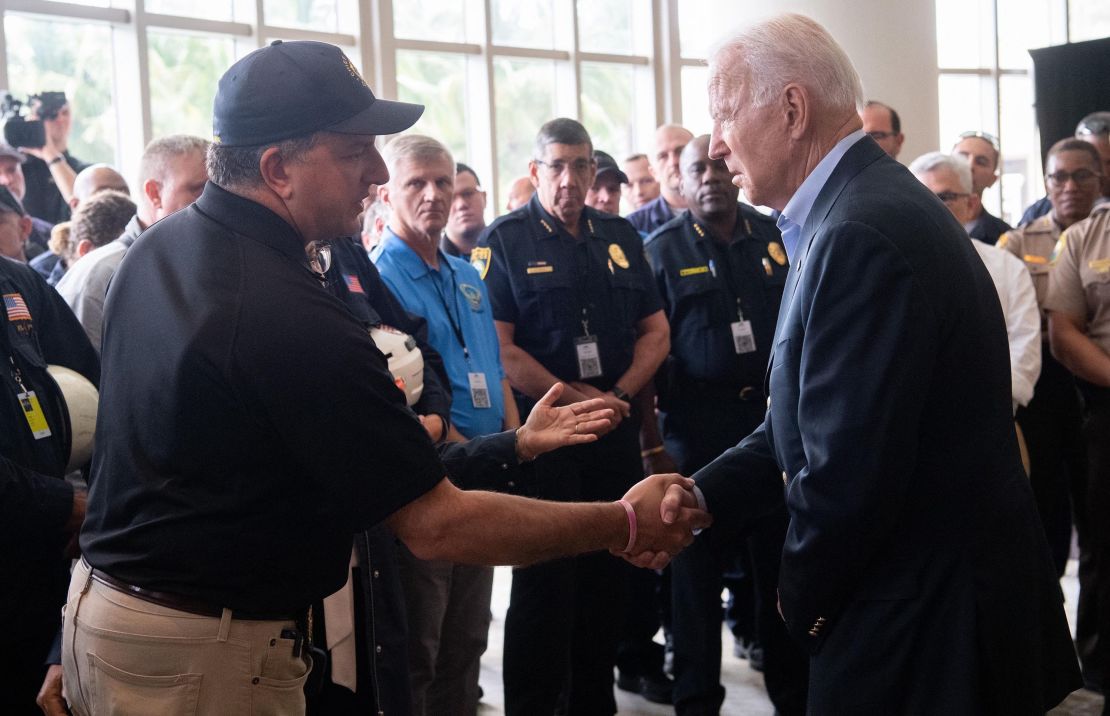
[613, 473, 713, 569]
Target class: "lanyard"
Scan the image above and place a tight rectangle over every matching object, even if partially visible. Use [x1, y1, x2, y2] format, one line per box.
[430, 259, 470, 361]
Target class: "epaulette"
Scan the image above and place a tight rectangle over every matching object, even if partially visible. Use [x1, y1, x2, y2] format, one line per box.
[482, 206, 530, 235]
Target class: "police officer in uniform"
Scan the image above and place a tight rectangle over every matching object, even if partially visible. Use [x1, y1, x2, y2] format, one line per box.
[1045, 201, 1110, 705]
[999, 137, 1103, 687]
[646, 136, 807, 715]
[1, 244, 98, 715]
[476, 118, 670, 715]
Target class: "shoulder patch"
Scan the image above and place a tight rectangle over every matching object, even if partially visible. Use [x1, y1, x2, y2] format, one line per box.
[996, 232, 1010, 250]
[470, 246, 492, 280]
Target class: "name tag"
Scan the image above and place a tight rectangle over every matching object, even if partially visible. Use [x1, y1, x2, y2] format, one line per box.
[526, 265, 554, 274]
[679, 265, 709, 277]
[18, 390, 52, 439]
[1089, 258, 1110, 274]
[1023, 254, 1047, 265]
[574, 335, 602, 379]
[468, 372, 491, 409]
[731, 320, 757, 354]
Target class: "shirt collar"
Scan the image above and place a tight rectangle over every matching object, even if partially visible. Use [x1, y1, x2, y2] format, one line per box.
[777, 129, 867, 259]
[527, 193, 600, 240]
[379, 227, 452, 281]
[194, 181, 304, 261]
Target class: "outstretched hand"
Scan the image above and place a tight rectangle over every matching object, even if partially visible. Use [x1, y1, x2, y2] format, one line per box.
[614, 473, 712, 570]
[515, 382, 615, 460]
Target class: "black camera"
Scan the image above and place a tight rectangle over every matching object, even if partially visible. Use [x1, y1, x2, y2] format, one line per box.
[1, 91, 67, 150]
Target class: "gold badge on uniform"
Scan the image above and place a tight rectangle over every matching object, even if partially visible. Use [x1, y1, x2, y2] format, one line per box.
[608, 243, 630, 269]
[470, 246, 492, 280]
[768, 242, 787, 266]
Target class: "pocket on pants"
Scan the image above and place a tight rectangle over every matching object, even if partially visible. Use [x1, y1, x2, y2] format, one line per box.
[251, 651, 311, 716]
[86, 651, 202, 716]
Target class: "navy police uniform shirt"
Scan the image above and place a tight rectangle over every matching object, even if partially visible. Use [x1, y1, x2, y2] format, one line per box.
[645, 204, 786, 394]
[80, 182, 446, 615]
[475, 194, 661, 394]
[626, 195, 679, 237]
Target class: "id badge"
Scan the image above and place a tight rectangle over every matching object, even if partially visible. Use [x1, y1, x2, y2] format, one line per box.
[574, 335, 603, 379]
[730, 320, 757, 354]
[468, 371, 491, 409]
[18, 390, 52, 439]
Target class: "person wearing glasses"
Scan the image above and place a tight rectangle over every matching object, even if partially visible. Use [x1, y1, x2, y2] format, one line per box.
[859, 100, 904, 160]
[1020, 112, 1110, 227]
[475, 117, 671, 715]
[953, 131, 1012, 245]
[910, 151, 1040, 416]
[1044, 191, 1110, 704]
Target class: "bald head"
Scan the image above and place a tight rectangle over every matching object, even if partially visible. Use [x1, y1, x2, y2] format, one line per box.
[653, 124, 694, 208]
[70, 164, 129, 210]
[506, 175, 535, 212]
[680, 135, 739, 224]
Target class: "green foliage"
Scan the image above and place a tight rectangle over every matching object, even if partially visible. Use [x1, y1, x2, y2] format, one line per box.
[396, 51, 467, 161]
[493, 58, 555, 204]
[148, 32, 232, 140]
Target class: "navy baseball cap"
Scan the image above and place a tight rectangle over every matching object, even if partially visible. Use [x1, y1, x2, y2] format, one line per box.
[213, 40, 424, 146]
[593, 150, 629, 184]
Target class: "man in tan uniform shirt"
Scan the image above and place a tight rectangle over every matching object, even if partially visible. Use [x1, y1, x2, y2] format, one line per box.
[999, 138, 1104, 689]
[1045, 202, 1110, 701]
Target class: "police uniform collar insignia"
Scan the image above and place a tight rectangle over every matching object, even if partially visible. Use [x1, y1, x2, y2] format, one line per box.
[743, 217, 753, 236]
[608, 243, 630, 269]
[459, 283, 483, 310]
[692, 222, 706, 238]
[587, 219, 596, 235]
[539, 218, 554, 235]
[768, 242, 787, 266]
[470, 246, 492, 280]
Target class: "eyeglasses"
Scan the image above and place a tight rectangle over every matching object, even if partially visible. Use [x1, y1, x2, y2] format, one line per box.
[534, 158, 594, 178]
[866, 131, 897, 141]
[957, 130, 1000, 151]
[1046, 169, 1102, 187]
[935, 191, 970, 204]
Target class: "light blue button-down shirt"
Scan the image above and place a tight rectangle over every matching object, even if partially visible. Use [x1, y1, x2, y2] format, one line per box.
[775, 129, 867, 262]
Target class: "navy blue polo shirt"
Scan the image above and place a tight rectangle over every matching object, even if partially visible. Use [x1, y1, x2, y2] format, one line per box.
[626, 194, 680, 237]
[476, 194, 661, 391]
[373, 229, 505, 439]
[80, 182, 446, 614]
[645, 204, 786, 391]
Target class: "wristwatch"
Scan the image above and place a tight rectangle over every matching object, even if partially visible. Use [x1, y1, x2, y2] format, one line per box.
[48, 156, 65, 166]
[611, 385, 630, 402]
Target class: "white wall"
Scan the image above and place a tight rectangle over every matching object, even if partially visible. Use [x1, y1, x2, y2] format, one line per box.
[702, 0, 940, 164]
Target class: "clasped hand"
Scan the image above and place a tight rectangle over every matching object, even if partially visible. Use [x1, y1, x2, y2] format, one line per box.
[614, 473, 711, 569]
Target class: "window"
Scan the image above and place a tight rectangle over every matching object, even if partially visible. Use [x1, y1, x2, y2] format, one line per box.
[4, 14, 116, 163]
[148, 31, 234, 139]
[395, 50, 469, 162]
[934, 0, 1087, 225]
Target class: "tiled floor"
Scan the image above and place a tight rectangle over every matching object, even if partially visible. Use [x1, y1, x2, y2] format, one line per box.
[477, 561, 1104, 715]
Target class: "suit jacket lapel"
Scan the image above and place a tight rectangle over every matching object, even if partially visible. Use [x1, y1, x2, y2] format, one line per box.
[763, 136, 887, 387]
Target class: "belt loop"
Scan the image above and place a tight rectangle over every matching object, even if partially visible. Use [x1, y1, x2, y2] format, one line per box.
[218, 608, 233, 642]
[78, 558, 93, 594]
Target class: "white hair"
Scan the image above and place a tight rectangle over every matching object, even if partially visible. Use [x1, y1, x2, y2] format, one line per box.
[363, 195, 390, 236]
[709, 14, 864, 114]
[382, 134, 455, 183]
[140, 135, 209, 185]
[908, 151, 973, 194]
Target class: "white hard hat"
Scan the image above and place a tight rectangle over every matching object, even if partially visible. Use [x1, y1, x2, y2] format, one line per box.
[369, 325, 425, 407]
[46, 365, 99, 473]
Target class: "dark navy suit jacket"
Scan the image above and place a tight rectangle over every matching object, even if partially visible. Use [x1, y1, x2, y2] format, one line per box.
[694, 137, 1080, 713]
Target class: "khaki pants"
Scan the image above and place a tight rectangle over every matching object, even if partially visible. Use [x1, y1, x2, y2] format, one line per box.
[61, 559, 311, 715]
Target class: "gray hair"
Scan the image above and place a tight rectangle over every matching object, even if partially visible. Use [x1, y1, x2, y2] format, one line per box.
[534, 118, 592, 159]
[909, 151, 973, 194]
[382, 134, 454, 183]
[206, 133, 320, 190]
[140, 135, 209, 185]
[709, 14, 864, 114]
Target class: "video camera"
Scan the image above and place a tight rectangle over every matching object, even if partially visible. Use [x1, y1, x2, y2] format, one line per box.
[1, 91, 68, 149]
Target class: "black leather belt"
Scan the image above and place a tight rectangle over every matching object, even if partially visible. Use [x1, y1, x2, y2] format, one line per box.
[89, 566, 293, 621]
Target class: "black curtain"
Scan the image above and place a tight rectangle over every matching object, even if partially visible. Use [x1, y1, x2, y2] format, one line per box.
[1030, 36, 1110, 166]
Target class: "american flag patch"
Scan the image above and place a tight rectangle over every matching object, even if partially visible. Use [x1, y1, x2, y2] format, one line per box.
[344, 274, 364, 294]
[4, 293, 31, 322]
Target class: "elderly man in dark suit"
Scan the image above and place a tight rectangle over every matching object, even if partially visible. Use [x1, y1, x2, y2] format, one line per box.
[643, 13, 1082, 714]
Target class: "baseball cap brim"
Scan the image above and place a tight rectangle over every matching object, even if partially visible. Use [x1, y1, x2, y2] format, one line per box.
[597, 166, 630, 184]
[328, 97, 425, 137]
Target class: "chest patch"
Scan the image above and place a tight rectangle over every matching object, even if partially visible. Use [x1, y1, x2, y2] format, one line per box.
[459, 283, 483, 311]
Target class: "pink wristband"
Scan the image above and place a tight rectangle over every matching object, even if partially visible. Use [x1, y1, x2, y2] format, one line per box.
[617, 499, 636, 553]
